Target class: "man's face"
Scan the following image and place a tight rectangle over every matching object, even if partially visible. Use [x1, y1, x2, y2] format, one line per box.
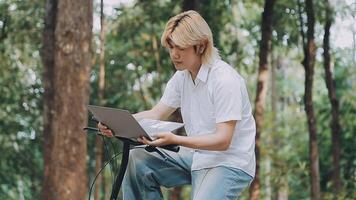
[167, 40, 202, 71]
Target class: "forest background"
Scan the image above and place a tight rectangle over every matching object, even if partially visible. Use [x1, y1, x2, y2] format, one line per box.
[0, 0, 355, 199]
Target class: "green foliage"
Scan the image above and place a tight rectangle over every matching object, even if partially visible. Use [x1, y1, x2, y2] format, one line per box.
[90, 1, 181, 112]
[1, 0, 355, 199]
[0, 0, 44, 199]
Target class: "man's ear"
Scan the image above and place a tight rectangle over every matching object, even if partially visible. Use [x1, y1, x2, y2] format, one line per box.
[198, 40, 208, 54]
[194, 45, 203, 54]
[198, 45, 205, 54]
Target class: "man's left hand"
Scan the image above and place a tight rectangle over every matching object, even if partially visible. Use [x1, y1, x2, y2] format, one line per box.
[138, 132, 177, 146]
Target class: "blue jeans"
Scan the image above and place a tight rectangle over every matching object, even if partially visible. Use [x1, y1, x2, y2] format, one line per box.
[122, 147, 253, 200]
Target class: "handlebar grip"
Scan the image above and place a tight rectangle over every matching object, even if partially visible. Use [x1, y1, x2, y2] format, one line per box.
[91, 116, 99, 123]
[161, 144, 180, 152]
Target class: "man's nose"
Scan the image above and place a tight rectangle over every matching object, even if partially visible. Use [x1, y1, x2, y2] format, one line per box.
[171, 49, 179, 59]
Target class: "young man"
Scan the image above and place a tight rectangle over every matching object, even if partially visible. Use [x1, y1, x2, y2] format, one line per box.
[99, 10, 256, 200]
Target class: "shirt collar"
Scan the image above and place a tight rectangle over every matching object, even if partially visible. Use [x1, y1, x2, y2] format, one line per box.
[185, 58, 217, 84]
[196, 64, 210, 83]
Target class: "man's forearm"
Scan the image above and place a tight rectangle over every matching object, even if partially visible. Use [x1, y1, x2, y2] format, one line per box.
[173, 121, 236, 151]
[133, 109, 161, 120]
[174, 133, 230, 151]
[133, 103, 176, 121]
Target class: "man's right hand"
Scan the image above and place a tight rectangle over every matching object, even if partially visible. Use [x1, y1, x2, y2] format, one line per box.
[97, 122, 114, 137]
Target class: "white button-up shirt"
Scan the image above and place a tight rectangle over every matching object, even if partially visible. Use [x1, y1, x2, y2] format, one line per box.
[160, 58, 256, 177]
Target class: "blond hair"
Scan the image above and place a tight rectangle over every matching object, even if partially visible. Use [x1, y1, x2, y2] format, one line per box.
[161, 10, 219, 65]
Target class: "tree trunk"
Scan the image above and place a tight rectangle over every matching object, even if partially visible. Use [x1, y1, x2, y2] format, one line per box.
[353, 29, 356, 67]
[165, 1, 201, 199]
[151, 33, 162, 85]
[168, 109, 184, 200]
[0, 14, 8, 42]
[277, 179, 289, 200]
[303, 0, 321, 199]
[182, 0, 197, 11]
[265, 48, 277, 200]
[323, 0, 342, 194]
[94, 0, 105, 199]
[273, 55, 289, 200]
[151, 34, 162, 74]
[249, 0, 276, 200]
[169, 186, 182, 200]
[41, 0, 92, 199]
[168, 1, 201, 199]
[103, 172, 111, 200]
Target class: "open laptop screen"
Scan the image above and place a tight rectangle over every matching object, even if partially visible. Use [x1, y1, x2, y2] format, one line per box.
[87, 105, 184, 141]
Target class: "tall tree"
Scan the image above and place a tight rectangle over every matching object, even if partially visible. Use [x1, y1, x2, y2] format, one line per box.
[250, 0, 276, 199]
[167, 2, 198, 199]
[182, 0, 197, 11]
[41, 0, 92, 199]
[298, 0, 321, 199]
[94, 0, 105, 199]
[274, 56, 288, 200]
[0, 1, 44, 199]
[323, 0, 342, 194]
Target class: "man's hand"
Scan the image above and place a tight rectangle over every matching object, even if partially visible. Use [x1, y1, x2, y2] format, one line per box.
[97, 122, 114, 137]
[138, 132, 177, 146]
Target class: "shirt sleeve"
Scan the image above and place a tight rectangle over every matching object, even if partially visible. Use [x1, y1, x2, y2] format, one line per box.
[213, 75, 243, 123]
[159, 72, 181, 108]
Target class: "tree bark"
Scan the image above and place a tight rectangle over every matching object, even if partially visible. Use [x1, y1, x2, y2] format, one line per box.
[277, 179, 289, 200]
[182, 0, 197, 11]
[167, 109, 184, 200]
[249, 0, 276, 200]
[265, 49, 276, 200]
[167, 1, 200, 199]
[151, 33, 162, 85]
[303, 0, 321, 199]
[94, 0, 105, 199]
[0, 14, 8, 42]
[41, 0, 92, 199]
[353, 28, 356, 67]
[169, 185, 183, 200]
[273, 55, 289, 200]
[323, 0, 342, 194]
[151, 34, 162, 74]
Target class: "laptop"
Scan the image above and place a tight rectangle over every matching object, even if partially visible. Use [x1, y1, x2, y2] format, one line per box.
[87, 105, 184, 141]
